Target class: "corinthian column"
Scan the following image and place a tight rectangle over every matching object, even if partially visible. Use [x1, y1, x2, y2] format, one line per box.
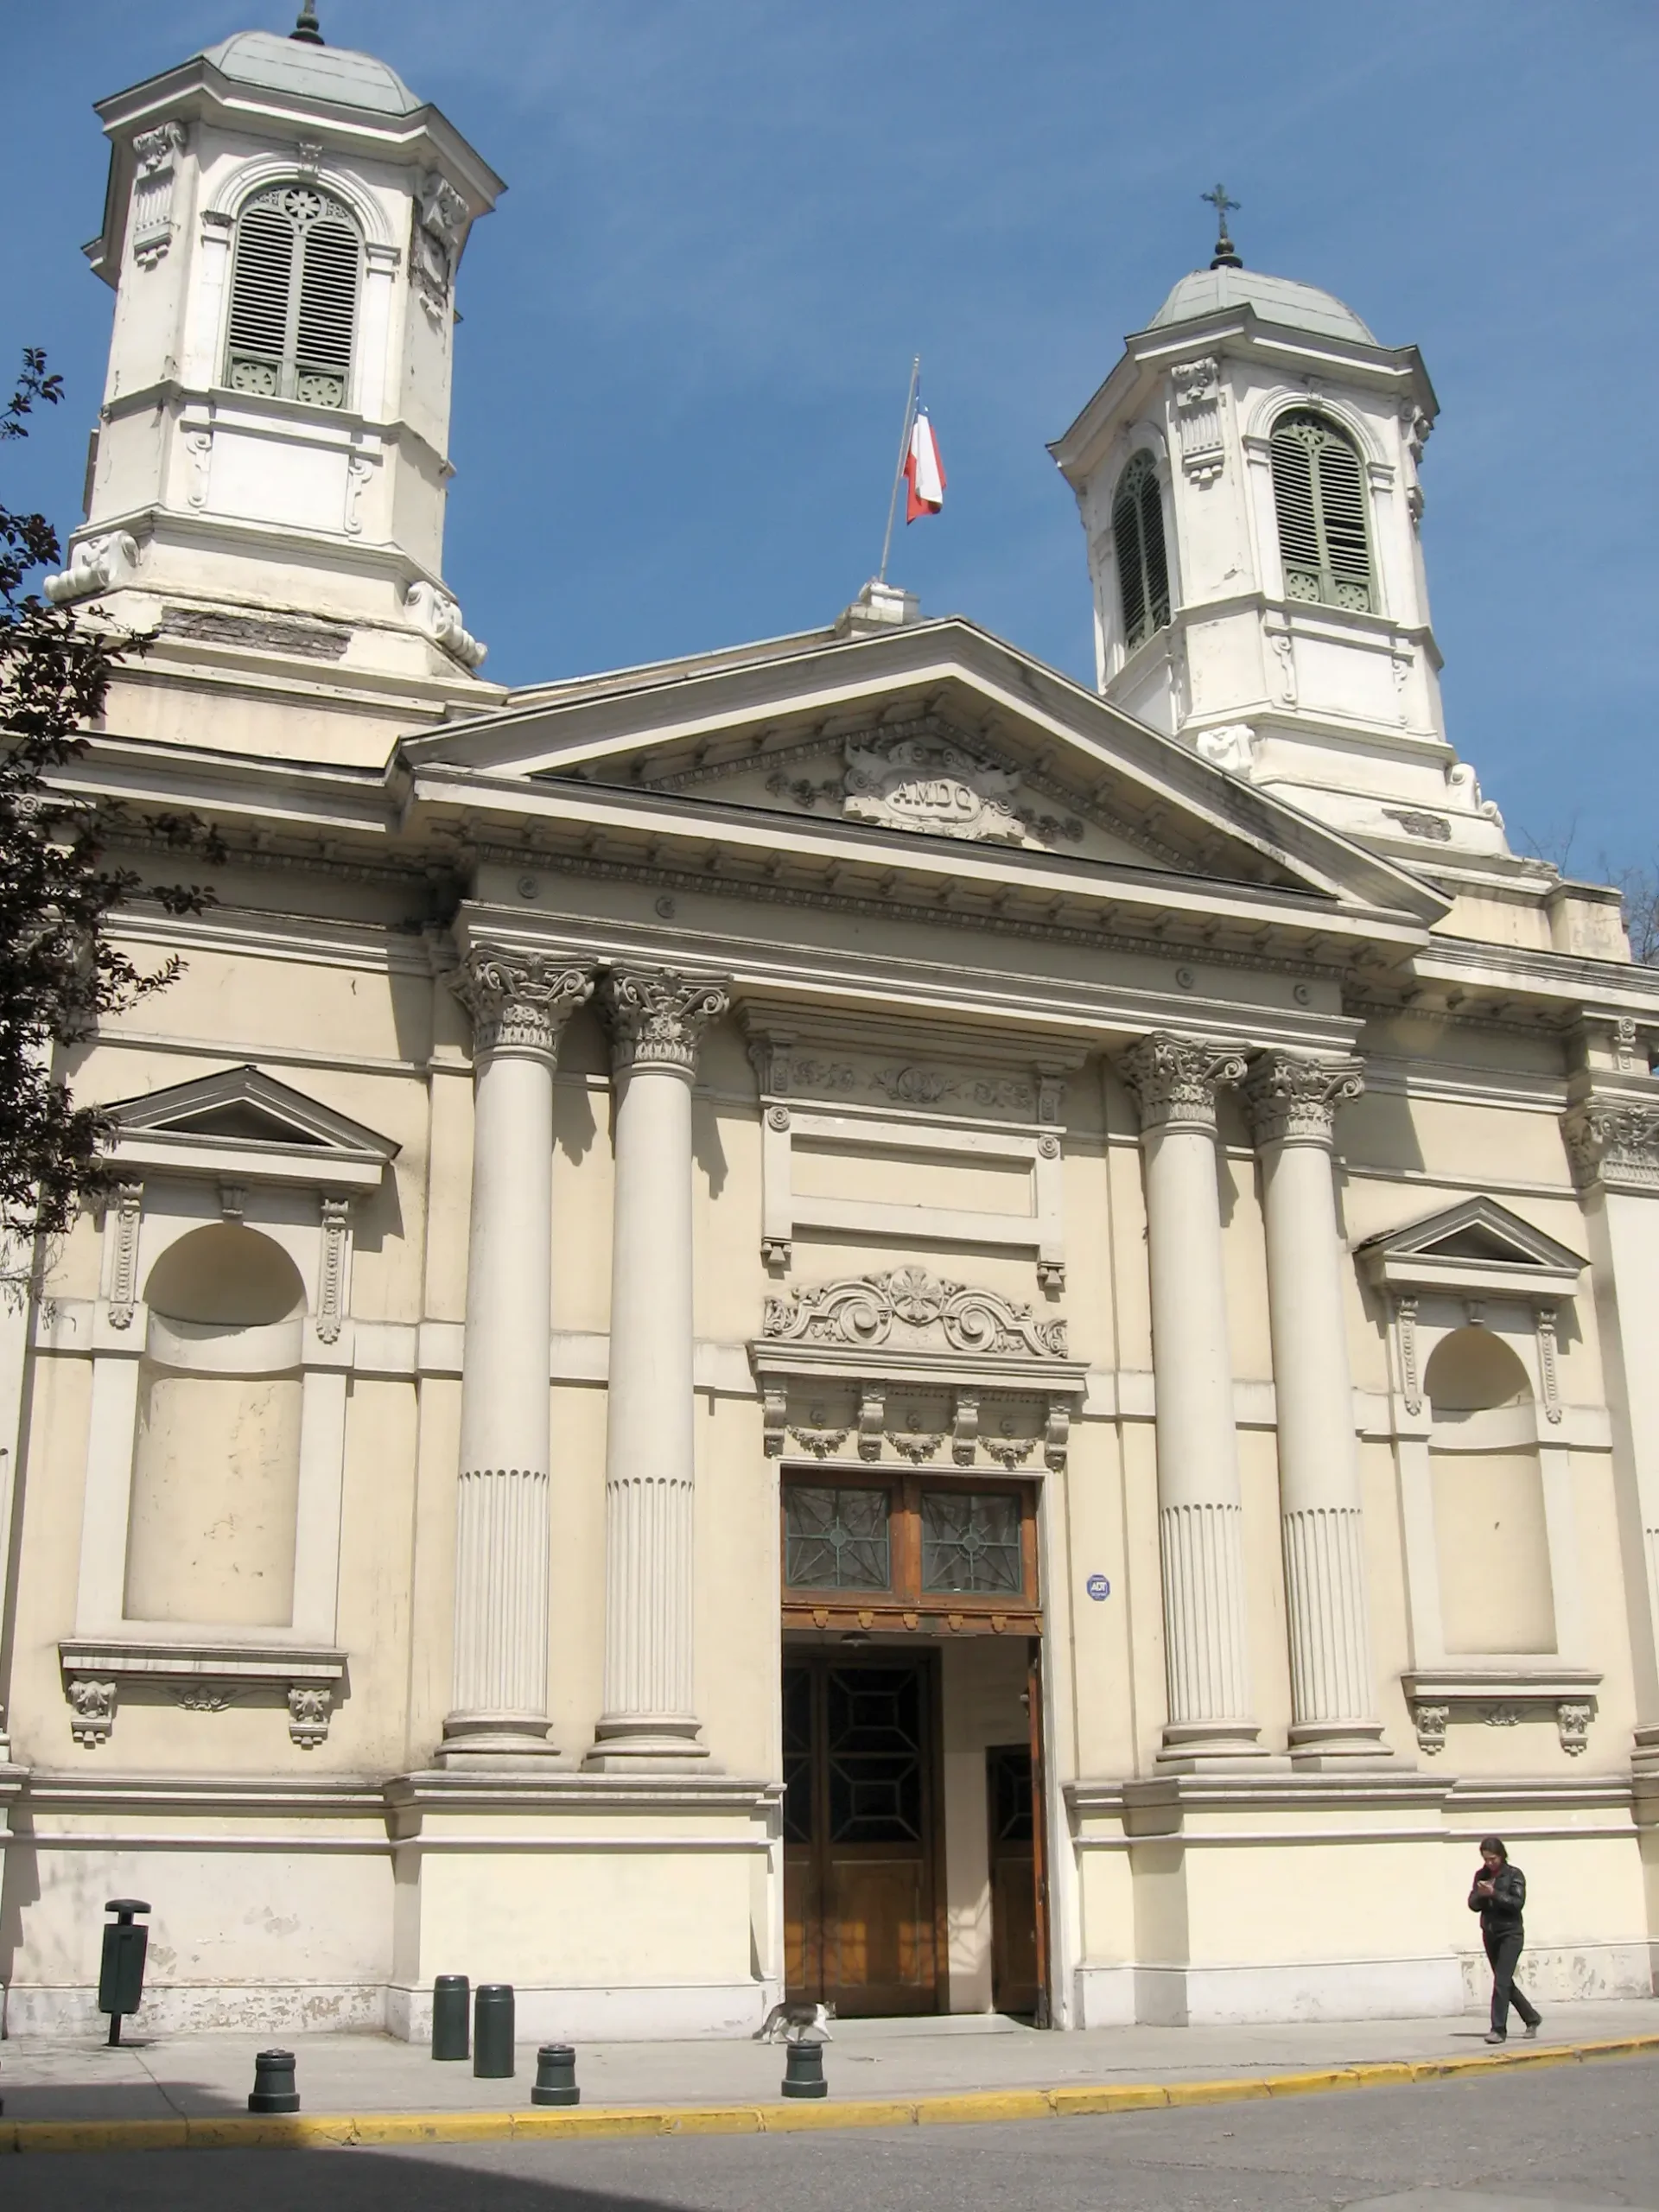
[1119, 1033, 1265, 1766]
[587, 966, 731, 1770]
[1244, 1052, 1389, 1767]
[439, 947, 593, 1764]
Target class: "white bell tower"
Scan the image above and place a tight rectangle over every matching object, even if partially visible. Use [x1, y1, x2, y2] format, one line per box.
[1050, 203, 1511, 862]
[47, 9, 504, 736]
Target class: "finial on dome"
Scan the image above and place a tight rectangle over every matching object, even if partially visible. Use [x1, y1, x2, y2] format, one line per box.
[1201, 182, 1243, 270]
[291, 3, 324, 42]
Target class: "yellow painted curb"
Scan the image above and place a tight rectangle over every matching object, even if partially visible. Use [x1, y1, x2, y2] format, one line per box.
[5, 2031, 1657, 2154]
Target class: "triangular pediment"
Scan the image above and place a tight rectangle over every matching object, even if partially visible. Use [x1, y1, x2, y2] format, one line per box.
[106, 1065, 398, 1191]
[398, 617, 1448, 935]
[1357, 1198, 1584, 1300]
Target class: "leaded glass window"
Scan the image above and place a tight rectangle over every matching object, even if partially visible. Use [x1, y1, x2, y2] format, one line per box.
[224, 184, 360, 409]
[921, 1490, 1022, 1595]
[1269, 409, 1374, 613]
[784, 1485, 891, 1590]
[1110, 450, 1171, 650]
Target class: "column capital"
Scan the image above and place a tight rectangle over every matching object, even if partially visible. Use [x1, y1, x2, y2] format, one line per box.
[1118, 1033, 1248, 1135]
[1561, 1098, 1659, 1193]
[1244, 1052, 1364, 1150]
[451, 946, 594, 1063]
[600, 966, 731, 1078]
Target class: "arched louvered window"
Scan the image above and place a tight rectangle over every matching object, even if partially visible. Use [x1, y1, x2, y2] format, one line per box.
[1110, 451, 1171, 652]
[224, 184, 360, 410]
[1269, 409, 1374, 613]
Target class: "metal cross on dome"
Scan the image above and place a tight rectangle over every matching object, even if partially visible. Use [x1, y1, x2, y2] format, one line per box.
[1202, 182, 1243, 270]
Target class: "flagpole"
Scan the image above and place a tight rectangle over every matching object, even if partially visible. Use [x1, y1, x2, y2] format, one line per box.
[877, 355, 921, 584]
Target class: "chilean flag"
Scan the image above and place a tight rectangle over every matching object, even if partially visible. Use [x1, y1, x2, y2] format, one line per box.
[904, 404, 946, 522]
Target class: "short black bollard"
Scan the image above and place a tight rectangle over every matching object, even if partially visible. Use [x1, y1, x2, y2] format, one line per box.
[248, 2049, 301, 2114]
[431, 1974, 470, 2062]
[780, 2039, 828, 2099]
[531, 2043, 580, 2107]
[473, 1983, 515, 2079]
[98, 1898, 151, 2047]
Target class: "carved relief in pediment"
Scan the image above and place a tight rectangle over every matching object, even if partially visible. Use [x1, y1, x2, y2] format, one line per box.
[842, 734, 1028, 845]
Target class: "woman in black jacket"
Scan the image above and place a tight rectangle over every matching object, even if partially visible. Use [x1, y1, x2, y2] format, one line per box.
[1470, 1835, 1541, 2044]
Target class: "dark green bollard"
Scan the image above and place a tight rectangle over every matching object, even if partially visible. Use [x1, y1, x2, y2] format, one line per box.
[431, 1974, 470, 2061]
[473, 1983, 515, 2078]
[781, 2039, 827, 2099]
[531, 2044, 579, 2107]
[98, 1898, 151, 2047]
[249, 2049, 301, 2113]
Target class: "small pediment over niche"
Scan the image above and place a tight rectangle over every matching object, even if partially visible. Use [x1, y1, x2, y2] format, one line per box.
[105, 1065, 398, 1194]
[1356, 1197, 1584, 1301]
[637, 713, 1173, 870]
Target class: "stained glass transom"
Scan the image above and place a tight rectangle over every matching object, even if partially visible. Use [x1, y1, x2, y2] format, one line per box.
[920, 1491, 1022, 1594]
[785, 1485, 891, 1591]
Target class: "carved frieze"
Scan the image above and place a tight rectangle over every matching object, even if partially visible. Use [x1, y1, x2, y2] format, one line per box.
[1561, 1100, 1659, 1193]
[601, 968, 731, 1077]
[1172, 356, 1224, 484]
[130, 121, 185, 269]
[317, 1198, 351, 1345]
[1118, 1033, 1248, 1134]
[105, 1180, 143, 1329]
[1243, 1052, 1364, 1149]
[763, 1268, 1068, 1361]
[414, 171, 470, 325]
[452, 948, 594, 1063]
[844, 733, 1026, 843]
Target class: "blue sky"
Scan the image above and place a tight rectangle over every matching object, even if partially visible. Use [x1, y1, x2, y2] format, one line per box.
[6, 3, 1656, 878]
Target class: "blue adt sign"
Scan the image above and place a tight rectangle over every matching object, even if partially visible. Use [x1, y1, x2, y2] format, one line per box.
[1084, 1573, 1111, 1602]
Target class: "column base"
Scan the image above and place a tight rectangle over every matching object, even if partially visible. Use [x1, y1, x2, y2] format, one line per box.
[1631, 1724, 1659, 1780]
[435, 1712, 557, 1768]
[583, 1714, 714, 1774]
[1287, 1719, 1399, 1771]
[1157, 1720, 1277, 1772]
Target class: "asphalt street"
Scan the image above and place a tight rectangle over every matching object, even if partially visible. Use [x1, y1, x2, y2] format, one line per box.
[5, 2054, 1658, 2212]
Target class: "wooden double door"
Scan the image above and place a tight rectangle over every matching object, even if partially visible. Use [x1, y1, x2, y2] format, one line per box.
[784, 1654, 941, 2015]
[783, 1651, 1049, 2018]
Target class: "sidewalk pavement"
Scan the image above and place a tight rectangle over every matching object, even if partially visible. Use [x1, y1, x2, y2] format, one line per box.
[3, 1996, 1659, 2144]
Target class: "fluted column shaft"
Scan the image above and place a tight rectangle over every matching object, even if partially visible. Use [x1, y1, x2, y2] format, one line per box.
[1245, 1052, 1389, 1766]
[588, 967, 730, 1770]
[440, 949, 593, 1764]
[1120, 1034, 1264, 1765]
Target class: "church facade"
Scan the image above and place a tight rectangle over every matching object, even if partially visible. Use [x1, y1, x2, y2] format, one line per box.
[3, 17, 1659, 2040]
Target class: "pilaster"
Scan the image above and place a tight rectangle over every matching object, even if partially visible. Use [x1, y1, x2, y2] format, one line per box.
[438, 947, 593, 1767]
[1244, 1052, 1390, 1768]
[1118, 1033, 1266, 1767]
[588, 968, 731, 1770]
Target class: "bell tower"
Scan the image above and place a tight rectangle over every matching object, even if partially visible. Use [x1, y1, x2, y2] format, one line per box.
[47, 9, 505, 744]
[1050, 208, 1512, 863]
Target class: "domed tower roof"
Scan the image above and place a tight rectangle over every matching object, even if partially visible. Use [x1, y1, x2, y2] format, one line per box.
[1147, 265, 1376, 344]
[198, 27, 423, 117]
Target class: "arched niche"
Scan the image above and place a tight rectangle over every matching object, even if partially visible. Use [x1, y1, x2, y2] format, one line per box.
[124, 1224, 304, 1630]
[1425, 1325, 1554, 1656]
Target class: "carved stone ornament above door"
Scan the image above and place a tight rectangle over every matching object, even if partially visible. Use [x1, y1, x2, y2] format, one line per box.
[751, 1268, 1088, 1472]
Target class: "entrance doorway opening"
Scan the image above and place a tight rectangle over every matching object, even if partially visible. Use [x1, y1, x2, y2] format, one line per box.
[778, 1469, 1049, 2020]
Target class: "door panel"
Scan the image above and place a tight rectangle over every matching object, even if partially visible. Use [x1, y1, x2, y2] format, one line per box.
[783, 1655, 939, 2016]
[987, 1741, 1040, 2017]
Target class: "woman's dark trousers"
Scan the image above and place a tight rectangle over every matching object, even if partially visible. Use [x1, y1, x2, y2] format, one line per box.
[1484, 1924, 1540, 2036]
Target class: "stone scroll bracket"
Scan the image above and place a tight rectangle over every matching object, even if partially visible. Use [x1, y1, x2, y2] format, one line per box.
[60, 1642, 346, 1751]
[1402, 1671, 1600, 1760]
